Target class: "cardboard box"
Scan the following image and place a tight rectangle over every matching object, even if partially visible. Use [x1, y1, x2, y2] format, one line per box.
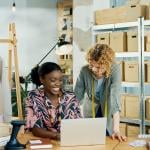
[127, 124, 140, 137]
[147, 127, 150, 134]
[145, 98, 150, 120]
[95, 4, 147, 25]
[146, 5, 150, 20]
[125, 95, 140, 119]
[0, 57, 2, 81]
[95, 6, 127, 25]
[110, 32, 127, 52]
[120, 95, 125, 118]
[96, 33, 109, 45]
[145, 61, 150, 82]
[126, 5, 146, 21]
[146, 35, 150, 51]
[124, 61, 139, 82]
[127, 31, 138, 52]
[146, 43, 150, 51]
[120, 123, 127, 136]
[127, 0, 150, 6]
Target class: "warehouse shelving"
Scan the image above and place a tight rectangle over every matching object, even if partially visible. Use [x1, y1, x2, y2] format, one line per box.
[92, 18, 150, 134]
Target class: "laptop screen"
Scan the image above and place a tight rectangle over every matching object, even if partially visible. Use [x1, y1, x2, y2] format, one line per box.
[61, 117, 106, 146]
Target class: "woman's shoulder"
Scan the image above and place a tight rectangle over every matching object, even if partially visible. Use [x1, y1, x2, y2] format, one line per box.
[81, 64, 89, 71]
[28, 88, 44, 97]
[80, 65, 92, 75]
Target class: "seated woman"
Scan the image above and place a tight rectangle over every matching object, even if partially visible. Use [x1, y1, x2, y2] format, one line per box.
[25, 62, 82, 140]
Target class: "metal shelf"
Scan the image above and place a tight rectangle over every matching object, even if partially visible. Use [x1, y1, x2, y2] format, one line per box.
[93, 21, 138, 31]
[122, 82, 150, 87]
[144, 52, 150, 57]
[144, 20, 150, 26]
[120, 118, 141, 125]
[116, 52, 150, 58]
[93, 24, 114, 31]
[116, 52, 139, 58]
[92, 18, 150, 133]
[122, 82, 139, 87]
[114, 21, 138, 28]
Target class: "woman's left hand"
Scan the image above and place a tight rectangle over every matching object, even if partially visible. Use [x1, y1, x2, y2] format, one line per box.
[111, 132, 127, 142]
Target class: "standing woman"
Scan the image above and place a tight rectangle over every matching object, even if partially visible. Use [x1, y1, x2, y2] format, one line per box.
[74, 44, 126, 141]
[25, 62, 82, 140]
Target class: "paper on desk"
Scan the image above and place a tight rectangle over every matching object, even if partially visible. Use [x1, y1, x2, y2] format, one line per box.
[129, 140, 146, 147]
[0, 136, 10, 146]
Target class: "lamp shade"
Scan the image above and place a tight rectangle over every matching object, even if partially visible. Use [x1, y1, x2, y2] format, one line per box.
[55, 44, 72, 55]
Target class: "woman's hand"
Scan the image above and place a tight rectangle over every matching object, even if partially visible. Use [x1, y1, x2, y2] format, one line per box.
[111, 131, 127, 142]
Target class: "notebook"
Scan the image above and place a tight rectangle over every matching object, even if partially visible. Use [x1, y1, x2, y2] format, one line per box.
[29, 138, 53, 149]
[61, 117, 106, 146]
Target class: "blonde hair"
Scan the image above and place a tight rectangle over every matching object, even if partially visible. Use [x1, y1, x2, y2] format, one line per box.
[86, 43, 115, 78]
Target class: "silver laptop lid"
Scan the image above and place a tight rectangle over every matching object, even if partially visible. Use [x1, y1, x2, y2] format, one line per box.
[61, 117, 106, 146]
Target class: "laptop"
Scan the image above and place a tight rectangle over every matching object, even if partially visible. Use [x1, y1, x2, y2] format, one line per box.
[61, 117, 106, 146]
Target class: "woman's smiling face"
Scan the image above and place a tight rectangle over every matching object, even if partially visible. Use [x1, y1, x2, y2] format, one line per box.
[40, 70, 63, 95]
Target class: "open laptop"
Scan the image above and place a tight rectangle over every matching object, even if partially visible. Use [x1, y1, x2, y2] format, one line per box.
[61, 117, 106, 146]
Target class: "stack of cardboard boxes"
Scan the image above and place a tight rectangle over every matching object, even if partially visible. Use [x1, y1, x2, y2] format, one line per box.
[95, 4, 148, 25]
[96, 32, 150, 83]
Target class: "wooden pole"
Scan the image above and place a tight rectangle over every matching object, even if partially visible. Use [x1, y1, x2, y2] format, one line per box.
[12, 23, 23, 120]
[8, 24, 13, 86]
[0, 39, 12, 43]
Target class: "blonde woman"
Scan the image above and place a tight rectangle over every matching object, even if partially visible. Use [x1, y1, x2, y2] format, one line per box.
[74, 44, 126, 142]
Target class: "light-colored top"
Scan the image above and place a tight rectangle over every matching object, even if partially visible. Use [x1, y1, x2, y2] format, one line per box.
[74, 63, 121, 135]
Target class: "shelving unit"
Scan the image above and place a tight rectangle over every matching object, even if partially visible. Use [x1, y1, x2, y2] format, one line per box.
[92, 18, 150, 134]
[57, 0, 73, 91]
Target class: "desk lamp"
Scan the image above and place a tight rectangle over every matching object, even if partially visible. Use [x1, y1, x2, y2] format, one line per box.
[4, 120, 26, 150]
[24, 38, 72, 95]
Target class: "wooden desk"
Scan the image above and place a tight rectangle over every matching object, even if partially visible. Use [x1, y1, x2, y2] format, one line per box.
[17, 133, 148, 150]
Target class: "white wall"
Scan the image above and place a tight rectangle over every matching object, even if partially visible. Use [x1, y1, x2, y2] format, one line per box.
[0, 0, 58, 76]
[73, 0, 110, 85]
[0, 0, 58, 121]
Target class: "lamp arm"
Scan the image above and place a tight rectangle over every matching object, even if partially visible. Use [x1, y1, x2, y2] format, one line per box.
[37, 42, 58, 66]
[25, 41, 59, 80]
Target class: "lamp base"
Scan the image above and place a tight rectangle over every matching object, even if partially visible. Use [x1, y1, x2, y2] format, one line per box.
[4, 142, 26, 150]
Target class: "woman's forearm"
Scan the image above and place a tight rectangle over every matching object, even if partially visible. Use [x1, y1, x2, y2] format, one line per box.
[113, 111, 120, 133]
[31, 127, 60, 140]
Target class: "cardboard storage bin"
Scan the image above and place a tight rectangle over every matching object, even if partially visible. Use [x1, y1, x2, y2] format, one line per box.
[126, 4, 146, 21]
[0, 57, 2, 81]
[110, 32, 127, 52]
[120, 95, 125, 118]
[127, 124, 140, 137]
[95, 6, 127, 25]
[146, 43, 150, 52]
[124, 61, 139, 82]
[125, 95, 140, 119]
[96, 33, 109, 45]
[120, 123, 126, 136]
[127, 0, 150, 6]
[145, 61, 150, 82]
[146, 35, 150, 51]
[127, 31, 138, 52]
[145, 98, 150, 120]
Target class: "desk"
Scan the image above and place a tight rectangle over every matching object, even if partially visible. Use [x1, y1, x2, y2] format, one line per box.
[17, 133, 148, 150]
